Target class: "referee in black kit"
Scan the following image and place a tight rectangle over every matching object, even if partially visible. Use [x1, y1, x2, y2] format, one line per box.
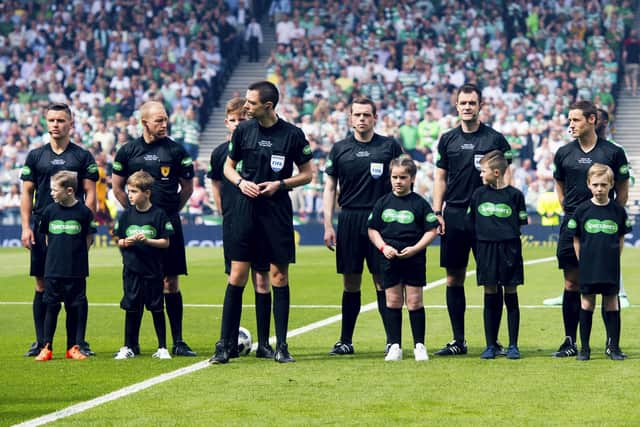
[432, 84, 512, 357]
[112, 101, 197, 357]
[323, 97, 403, 355]
[210, 81, 312, 364]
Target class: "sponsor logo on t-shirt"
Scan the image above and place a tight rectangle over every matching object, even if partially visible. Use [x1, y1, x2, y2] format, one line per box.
[51, 159, 65, 165]
[49, 220, 81, 235]
[381, 209, 415, 224]
[125, 225, 158, 238]
[584, 219, 618, 234]
[143, 154, 160, 161]
[478, 202, 512, 218]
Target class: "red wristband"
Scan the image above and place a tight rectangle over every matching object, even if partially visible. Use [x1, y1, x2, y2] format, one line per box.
[380, 244, 386, 253]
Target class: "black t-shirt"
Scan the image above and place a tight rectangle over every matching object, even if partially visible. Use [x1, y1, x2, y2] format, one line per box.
[20, 143, 99, 216]
[436, 123, 512, 208]
[112, 137, 195, 215]
[467, 185, 527, 241]
[114, 205, 174, 278]
[568, 200, 631, 286]
[326, 133, 403, 209]
[553, 138, 629, 214]
[207, 141, 239, 214]
[228, 117, 312, 202]
[367, 192, 439, 252]
[39, 202, 96, 278]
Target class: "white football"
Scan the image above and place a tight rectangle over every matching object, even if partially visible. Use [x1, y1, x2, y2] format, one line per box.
[238, 327, 252, 356]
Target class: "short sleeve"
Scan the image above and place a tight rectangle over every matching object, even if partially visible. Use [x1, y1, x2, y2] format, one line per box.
[228, 127, 243, 162]
[435, 134, 448, 170]
[552, 149, 565, 182]
[612, 146, 630, 182]
[157, 210, 175, 239]
[292, 128, 313, 166]
[20, 151, 37, 182]
[175, 144, 195, 179]
[81, 150, 99, 182]
[112, 145, 129, 177]
[367, 199, 383, 231]
[517, 191, 528, 226]
[325, 144, 338, 177]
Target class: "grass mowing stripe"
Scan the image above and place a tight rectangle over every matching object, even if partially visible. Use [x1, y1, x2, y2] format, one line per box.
[14, 255, 557, 426]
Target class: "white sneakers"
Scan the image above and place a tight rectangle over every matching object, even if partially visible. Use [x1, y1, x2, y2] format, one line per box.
[384, 343, 430, 361]
[414, 343, 429, 361]
[384, 344, 403, 361]
[114, 346, 172, 359]
[114, 346, 135, 360]
[152, 348, 172, 359]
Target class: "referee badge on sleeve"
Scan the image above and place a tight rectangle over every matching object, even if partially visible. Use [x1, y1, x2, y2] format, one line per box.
[271, 155, 285, 172]
[370, 162, 383, 179]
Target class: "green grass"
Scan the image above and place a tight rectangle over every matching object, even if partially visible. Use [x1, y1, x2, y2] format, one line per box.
[2, 246, 640, 426]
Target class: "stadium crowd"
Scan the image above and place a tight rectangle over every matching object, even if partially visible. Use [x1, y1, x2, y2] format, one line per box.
[0, 0, 637, 226]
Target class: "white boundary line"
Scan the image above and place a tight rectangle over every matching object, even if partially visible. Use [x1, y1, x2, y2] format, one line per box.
[9, 255, 577, 427]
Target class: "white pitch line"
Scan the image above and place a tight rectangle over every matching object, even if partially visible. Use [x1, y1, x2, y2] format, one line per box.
[11, 255, 566, 427]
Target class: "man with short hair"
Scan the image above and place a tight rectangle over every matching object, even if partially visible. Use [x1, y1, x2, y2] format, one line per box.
[210, 81, 312, 364]
[323, 97, 403, 355]
[21, 102, 98, 357]
[432, 84, 512, 356]
[550, 100, 629, 358]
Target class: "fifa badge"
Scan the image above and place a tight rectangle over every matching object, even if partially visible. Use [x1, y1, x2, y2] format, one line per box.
[370, 162, 383, 179]
[271, 155, 285, 172]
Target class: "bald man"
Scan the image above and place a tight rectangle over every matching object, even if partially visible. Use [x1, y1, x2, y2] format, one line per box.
[112, 101, 196, 357]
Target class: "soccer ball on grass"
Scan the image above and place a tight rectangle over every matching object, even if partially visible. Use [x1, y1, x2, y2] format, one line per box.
[238, 327, 252, 356]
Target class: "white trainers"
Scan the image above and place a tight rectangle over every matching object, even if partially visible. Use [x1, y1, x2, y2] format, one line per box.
[114, 346, 135, 360]
[384, 344, 402, 361]
[543, 295, 564, 306]
[619, 294, 631, 308]
[152, 348, 172, 359]
[414, 343, 429, 361]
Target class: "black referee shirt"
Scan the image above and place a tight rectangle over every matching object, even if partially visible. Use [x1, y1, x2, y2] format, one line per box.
[553, 138, 629, 214]
[436, 123, 511, 208]
[325, 133, 403, 209]
[112, 137, 195, 215]
[20, 143, 99, 216]
[228, 118, 312, 200]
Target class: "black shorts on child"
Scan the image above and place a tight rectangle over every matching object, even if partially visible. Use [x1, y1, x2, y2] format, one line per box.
[44, 278, 87, 307]
[476, 239, 524, 287]
[120, 269, 164, 312]
[381, 252, 426, 289]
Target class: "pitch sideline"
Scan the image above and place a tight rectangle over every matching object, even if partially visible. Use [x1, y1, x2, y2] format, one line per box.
[15, 256, 557, 427]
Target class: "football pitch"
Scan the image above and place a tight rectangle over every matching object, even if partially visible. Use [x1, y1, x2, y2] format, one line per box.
[1, 245, 639, 426]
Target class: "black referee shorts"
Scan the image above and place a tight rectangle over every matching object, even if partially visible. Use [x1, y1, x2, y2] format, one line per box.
[163, 213, 188, 276]
[222, 209, 270, 274]
[557, 215, 579, 270]
[336, 209, 383, 275]
[381, 252, 426, 289]
[44, 277, 87, 307]
[440, 205, 475, 270]
[226, 195, 295, 265]
[475, 239, 524, 287]
[580, 282, 619, 296]
[29, 215, 47, 277]
[120, 269, 164, 312]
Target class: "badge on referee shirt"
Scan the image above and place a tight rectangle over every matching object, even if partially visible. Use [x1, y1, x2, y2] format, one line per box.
[370, 162, 383, 179]
[271, 155, 285, 172]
